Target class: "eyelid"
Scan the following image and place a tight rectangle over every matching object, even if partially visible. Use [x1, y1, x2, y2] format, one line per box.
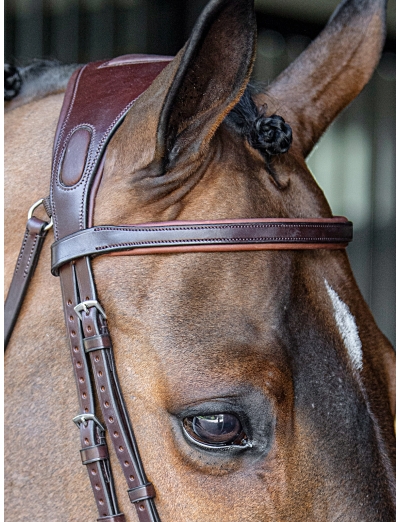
[174, 398, 248, 420]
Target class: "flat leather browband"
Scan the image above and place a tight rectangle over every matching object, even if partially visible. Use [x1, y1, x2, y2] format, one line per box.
[51, 217, 352, 275]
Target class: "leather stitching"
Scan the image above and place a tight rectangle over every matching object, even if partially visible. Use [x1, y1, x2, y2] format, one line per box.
[94, 237, 351, 250]
[51, 65, 87, 239]
[23, 234, 39, 278]
[94, 223, 350, 232]
[15, 228, 29, 274]
[55, 124, 96, 190]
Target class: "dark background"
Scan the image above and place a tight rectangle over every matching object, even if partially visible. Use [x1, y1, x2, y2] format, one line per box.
[5, 0, 396, 345]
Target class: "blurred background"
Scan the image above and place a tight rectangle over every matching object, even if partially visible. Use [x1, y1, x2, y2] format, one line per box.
[5, 0, 395, 345]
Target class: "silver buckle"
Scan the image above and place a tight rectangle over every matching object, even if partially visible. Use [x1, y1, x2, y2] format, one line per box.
[74, 300, 107, 320]
[73, 413, 105, 431]
[28, 198, 53, 231]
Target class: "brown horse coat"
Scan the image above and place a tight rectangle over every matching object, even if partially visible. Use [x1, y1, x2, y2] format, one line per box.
[5, 0, 395, 520]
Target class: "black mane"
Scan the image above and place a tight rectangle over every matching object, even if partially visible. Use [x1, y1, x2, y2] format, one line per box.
[4, 60, 79, 106]
[226, 86, 292, 159]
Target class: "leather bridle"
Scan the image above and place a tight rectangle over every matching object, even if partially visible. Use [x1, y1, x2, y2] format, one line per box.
[4, 55, 353, 522]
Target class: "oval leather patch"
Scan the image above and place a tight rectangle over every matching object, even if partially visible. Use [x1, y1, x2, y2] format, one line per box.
[60, 127, 92, 187]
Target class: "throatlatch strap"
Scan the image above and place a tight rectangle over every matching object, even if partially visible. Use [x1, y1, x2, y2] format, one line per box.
[50, 56, 171, 522]
[4, 217, 50, 348]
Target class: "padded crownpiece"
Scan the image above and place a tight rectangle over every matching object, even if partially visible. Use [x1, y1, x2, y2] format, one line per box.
[50, 55, 173, 241]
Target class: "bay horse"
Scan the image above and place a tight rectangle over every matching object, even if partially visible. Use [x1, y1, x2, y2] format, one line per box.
[4, 0, 395, 520]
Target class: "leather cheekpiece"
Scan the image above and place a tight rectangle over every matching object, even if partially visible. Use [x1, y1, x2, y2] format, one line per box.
[4, 216, 50, 348]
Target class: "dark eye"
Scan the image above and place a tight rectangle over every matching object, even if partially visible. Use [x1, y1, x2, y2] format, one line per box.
[183, 413, 249, 448]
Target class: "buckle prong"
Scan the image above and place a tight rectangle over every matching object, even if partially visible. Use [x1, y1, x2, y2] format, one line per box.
[73, 413, 105, 431]
[74, 300, 107, 320]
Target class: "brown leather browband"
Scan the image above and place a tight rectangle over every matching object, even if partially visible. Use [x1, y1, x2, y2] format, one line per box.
[5, 55, 353, 522]
[51, 218, 352, 275]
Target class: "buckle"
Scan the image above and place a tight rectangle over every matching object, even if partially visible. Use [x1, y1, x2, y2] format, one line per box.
[74, 300, 107, 320]
[28, 198, 53, 231]
[73, 413, 105, 431]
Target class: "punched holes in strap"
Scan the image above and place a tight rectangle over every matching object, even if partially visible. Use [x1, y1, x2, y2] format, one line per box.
[128, 484, 156, 504]
[81, 444, 109, 465]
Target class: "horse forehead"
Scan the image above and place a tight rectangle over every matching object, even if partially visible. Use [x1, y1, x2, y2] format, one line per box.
[95, 251, 293, 388]
[100, 250, 292, 329]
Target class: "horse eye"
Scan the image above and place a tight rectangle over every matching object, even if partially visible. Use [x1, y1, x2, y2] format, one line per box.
[183, 413, 248, 447]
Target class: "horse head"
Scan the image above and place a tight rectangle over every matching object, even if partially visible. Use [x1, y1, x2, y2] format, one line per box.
[5, 0, 395, 520]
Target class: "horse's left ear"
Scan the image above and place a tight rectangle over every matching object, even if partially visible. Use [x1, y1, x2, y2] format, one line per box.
[157, 0, 257, 167]
[261, 0, 387, 157]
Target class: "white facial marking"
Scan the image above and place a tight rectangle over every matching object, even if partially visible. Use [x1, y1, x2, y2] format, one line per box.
[324, 280, 363, 371]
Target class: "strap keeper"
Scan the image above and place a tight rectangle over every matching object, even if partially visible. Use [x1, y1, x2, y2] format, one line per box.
[97, 513, 126, 522]
[127, 483, 156, 503]
[80, 444, 109, 465]
[84, 334, 112, 353]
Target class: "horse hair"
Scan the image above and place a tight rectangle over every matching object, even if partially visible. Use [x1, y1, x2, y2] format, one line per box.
[4, 64, 22, 101]
[226, 86, 293, 158]
[4, 60, 79, 106]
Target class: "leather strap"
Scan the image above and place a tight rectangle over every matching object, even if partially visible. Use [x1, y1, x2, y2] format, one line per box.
[84, 334, 112, 352]
[4, 216, 50, 348]
[50, 56, 167, 522]
[63, 256, 160, 522]
[128, 484, 156, 503]
[59, 261, 123, 520]
[51, 218, 353, 275]
[50, 56, 172, 241]
[80, 444, 109, 465]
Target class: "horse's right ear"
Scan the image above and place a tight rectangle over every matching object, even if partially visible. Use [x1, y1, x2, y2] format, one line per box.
[156, 0, 257, 168]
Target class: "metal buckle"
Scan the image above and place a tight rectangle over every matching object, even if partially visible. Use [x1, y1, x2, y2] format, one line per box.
[74, 300, 107, 320]
[73, 413, 105, 431]
[28, 198, 53, 231]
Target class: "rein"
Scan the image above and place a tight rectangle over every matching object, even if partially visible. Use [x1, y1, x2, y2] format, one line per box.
[5, 55, 353, 522]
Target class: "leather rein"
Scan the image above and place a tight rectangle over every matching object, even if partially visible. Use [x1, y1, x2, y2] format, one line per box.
[4, 55, 353, 522]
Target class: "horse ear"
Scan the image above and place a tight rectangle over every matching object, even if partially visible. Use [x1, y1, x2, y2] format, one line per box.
[157, 0, 257, 167]
[261, 0, 386, 157]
